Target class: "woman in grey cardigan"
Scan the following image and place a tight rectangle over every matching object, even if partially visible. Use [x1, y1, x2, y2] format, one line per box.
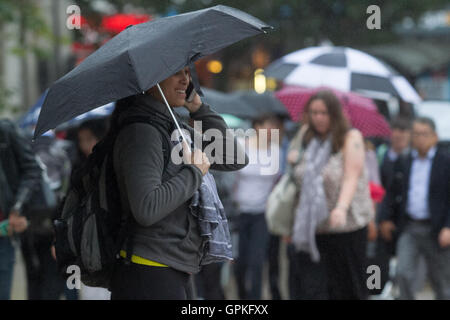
[109, 67, 248, 299]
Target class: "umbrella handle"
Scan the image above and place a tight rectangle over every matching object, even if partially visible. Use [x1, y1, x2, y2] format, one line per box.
[156, 83, 189, 144]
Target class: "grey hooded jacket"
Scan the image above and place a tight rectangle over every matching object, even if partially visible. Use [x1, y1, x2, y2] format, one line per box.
[113, 94, 248, 274]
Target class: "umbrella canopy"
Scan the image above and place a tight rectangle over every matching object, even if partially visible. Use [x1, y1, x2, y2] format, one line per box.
[265, 46, 421, 105]
[19, 89, 114, 131]
[275, 86, 391, 138]
[232, 90, 290, 119]
[202, 88, 253, 119]
[199, 88, 289, 119]
[35, 5, 272, 138]
[19, 89, 49, 129]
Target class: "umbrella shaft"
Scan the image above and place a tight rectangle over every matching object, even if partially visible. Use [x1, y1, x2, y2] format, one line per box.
[156, 83, 188, 143]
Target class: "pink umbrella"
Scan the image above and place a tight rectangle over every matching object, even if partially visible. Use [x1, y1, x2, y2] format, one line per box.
[275, 86, 391, 138]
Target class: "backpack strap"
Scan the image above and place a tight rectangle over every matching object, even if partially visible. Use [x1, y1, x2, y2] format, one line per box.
[119, 116, 173, 171]
[115, 115, 176, 264]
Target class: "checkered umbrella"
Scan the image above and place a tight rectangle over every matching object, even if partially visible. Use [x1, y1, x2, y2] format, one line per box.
[275, 86, 391, 138]
[265, 46, 421, 104]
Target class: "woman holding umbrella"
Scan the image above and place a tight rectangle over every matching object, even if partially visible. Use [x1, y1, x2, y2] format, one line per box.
[108, 66, 248, 300]
[286, 90, 374, 299]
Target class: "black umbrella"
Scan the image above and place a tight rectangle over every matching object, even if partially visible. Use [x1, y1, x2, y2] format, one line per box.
[199, 88, 289, 120]
[35, 5, 272, 138]
[201, 88, 256, 119]
[232, 90, 289, 119]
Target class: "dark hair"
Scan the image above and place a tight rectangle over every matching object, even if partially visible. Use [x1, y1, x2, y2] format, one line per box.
[390, 117, 412, 131]
[252, 113, 283, 129]
[108, 94, 139, 135]
[414, 116, 436, 132]
[301, 90, 350, 153]
[78, 118, 107, 140]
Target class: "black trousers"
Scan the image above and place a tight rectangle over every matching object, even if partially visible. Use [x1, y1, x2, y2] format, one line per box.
[20, 232, 66, 300]
[288, 227, 368, 300]
[268, 234, 281, 300]
[194, 262, 225, 300]
[110, 259, 195, 300]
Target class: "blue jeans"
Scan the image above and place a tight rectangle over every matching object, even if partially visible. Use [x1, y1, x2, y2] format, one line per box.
[0, 237, 15, 300]
[235, 213, 269, 300]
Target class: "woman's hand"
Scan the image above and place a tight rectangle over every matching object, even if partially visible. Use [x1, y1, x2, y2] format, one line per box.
[379, 220, 396, 242]
[329, 207, 347, 229]
[438, 227, 450, 248]
[184, 92, 202, 113]
[367, 220, 378, 242]
[287, 150, 300, 165]
[51, 245, 57, 260]
[182, 140, 210, 175]
[8, 210, 28, 235]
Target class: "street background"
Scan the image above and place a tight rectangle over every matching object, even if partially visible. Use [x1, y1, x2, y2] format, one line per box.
[1, 0, 449, 300]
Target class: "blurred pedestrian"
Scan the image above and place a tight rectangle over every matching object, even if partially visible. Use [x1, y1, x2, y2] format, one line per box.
[267, 118, 289, 300]
[72, 119, 110, 300]
[286, 90, 374, 300]
[75, 119, 107, 169]
[20, 130, 72, 300]
[377, 117, 412, 190]
[365, 139, 382, 243]
[233, 113, 283, 300]
[379, 117, 450, 300]
[372, 117, 413, 295]
[0, 119, 41, 300]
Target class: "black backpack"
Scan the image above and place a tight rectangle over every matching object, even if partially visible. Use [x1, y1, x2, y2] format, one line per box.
[53, 116, 173, 289]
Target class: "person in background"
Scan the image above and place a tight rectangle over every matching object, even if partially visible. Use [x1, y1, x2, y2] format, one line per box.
[233, 113, 283, 300]
[379, 117, 450, 300]
[287, 90, 374, 300]
[364, 139, 385, 296]
[73, 119, 110, 300]
[20, 130, 72, 300]
[365, 139, 382, 243]
[373, 117, 413, 296]
[0, 119, 41, 300]
[75, 119, 107, 166]
[266, 116, 288, 300]
[377, 117, 412, 190]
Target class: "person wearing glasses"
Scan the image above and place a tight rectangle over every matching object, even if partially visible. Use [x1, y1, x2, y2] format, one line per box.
[379, 117, 450, 300]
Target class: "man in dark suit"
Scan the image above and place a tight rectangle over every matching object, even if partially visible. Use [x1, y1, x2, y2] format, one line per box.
[379, 117, 450, 300]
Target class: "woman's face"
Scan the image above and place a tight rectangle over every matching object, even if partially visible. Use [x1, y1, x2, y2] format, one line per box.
[154, 67, 190, 107]
[78, 129, 99, 157]
[254, 119, 282, 144]
[308, 99, 331, 136]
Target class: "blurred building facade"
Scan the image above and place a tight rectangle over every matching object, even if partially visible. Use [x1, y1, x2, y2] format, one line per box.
[364, 7, 450, 101]
[1, 0, 73, 118]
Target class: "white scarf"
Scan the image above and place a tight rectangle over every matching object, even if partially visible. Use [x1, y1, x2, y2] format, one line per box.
[292, 136, 331, 262]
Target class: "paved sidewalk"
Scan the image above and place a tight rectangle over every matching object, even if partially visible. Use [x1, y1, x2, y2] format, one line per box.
[11, 243, 434, 300]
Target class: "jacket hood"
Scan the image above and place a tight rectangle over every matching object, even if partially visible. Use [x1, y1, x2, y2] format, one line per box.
[118, 93, 185, 127]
